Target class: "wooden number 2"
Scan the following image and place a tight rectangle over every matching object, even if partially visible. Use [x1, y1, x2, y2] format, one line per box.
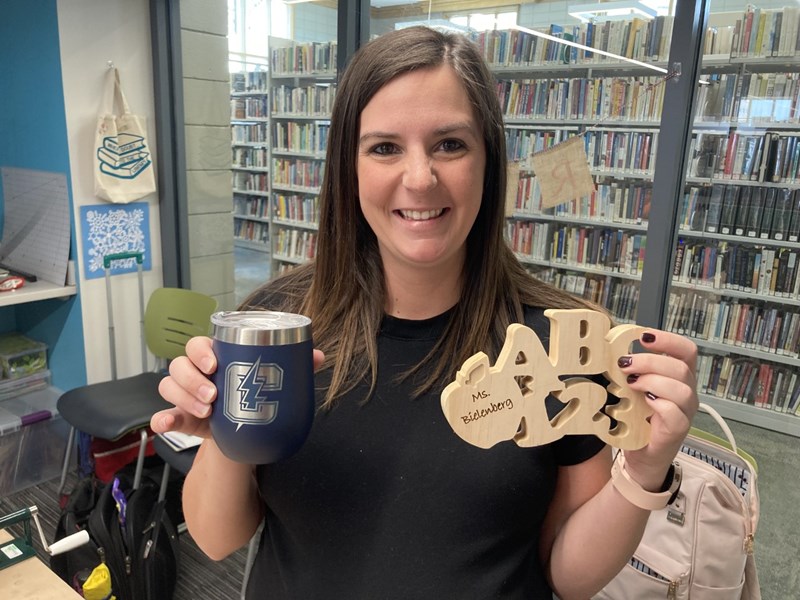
[440, 309, 652, 450]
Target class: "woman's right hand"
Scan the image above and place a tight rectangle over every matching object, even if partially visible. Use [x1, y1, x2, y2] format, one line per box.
[151, 337, 326, 439]
[151, 335, 218, 439]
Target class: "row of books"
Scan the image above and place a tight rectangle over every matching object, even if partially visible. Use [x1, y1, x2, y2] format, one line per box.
[272, 193, 319, 225]
[532, 268, 639, 324]
[674, 242, 799, 300]
[232, 147, 268, 169]
[667, 289, 800, 358]
[698, 353, 800, 415]
[232, 122, 268, 144]
[233, 195, 268, 220]
[232, 172, 268, 193]
[231, 96, 269, 120]
[234, 219, 269, 245]
[689, 131, 800, 183]
[273, 228, 318, 261]
[470, 17, 674, 66]
[270, 41, 337, 75]
[511, 176, 651, 225]
[272, 158, 324, 189]
[496, 76, 665, 123]
[729, 6, 800, 59]
[505, 128, 569, 165]
[586, 130, 658, 174]
[513, 223, 647, 277]
[679, 184, 800, 242]
[271, 84, 337, 118]
[231, 70, 268, 94]
[273, 121, 329, 155]
[696, 72, 800, 124]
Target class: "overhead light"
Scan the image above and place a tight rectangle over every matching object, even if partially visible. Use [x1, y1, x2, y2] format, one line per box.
[568, 1, 658, 23]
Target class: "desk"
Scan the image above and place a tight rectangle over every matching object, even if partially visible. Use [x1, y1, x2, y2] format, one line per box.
[0, 530, 80, 599]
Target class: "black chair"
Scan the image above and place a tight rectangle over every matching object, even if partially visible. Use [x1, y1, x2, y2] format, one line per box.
[57, 284, 217, 494]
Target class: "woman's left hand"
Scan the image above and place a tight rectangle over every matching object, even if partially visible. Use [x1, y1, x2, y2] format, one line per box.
[615, 329, 699, 490]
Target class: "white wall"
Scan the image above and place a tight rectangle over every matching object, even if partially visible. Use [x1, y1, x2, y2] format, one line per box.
[57, 0, 163, 383]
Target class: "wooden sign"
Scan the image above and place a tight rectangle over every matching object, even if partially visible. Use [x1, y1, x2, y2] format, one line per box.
[441, 309, 652, 451]
[530, 136, 595, 209]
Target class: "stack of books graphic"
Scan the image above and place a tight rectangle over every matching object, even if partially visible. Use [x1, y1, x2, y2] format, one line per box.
[97, 133, 151, 179]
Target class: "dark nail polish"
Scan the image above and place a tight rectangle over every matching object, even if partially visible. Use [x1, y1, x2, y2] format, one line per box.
[646, 391, 657, 401]
[618, 356, 632, 368]
[627, 374, 639, 384]
[642, 332, 656, 343]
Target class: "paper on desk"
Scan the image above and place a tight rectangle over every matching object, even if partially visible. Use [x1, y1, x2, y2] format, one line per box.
[159, 431, 203, 452]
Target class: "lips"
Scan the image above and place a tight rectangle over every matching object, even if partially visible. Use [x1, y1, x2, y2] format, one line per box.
[396, 208, 447, 221]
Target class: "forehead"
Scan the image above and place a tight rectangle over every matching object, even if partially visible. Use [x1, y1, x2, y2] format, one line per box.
[360, 64, 477, 125]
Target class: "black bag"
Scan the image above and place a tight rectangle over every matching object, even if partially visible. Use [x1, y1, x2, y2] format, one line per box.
[50, 475, 105, 593]
[52, 468, 180, 600]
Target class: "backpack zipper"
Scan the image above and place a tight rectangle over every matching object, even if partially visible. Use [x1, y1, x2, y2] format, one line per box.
[668, 580, 678, 599]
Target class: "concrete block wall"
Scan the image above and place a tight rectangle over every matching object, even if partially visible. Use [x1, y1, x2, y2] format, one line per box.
[180, 0, 236, 310]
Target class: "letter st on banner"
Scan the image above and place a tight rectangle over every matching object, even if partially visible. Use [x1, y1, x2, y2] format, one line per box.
[531, 136, 595, 209]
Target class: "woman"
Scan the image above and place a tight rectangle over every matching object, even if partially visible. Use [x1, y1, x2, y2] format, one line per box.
[153, 26, 698, 599]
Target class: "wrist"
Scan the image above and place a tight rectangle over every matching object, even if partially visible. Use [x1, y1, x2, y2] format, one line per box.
[610, 451, 682, 511]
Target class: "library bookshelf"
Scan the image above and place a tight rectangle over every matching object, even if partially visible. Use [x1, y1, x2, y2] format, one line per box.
[231, 67, 271, 254]
[476, 8, 800, 436]
[268, 37, 337, 274]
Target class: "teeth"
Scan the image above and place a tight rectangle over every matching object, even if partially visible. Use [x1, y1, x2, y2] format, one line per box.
[401, 208, 444, 221]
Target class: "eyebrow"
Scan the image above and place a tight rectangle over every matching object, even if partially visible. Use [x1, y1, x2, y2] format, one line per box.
[358, 121, 478, 145]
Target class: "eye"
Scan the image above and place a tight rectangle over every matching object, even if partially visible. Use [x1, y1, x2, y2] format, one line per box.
[369, 142, 399, 156]
[438, 139, 466, 153]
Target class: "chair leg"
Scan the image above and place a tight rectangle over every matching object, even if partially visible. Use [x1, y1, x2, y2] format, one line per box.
[58, 426, 76, 497]
[133, 428, 149, 490]
[158, 462, 171, 503]
[240, 530, 259, 600]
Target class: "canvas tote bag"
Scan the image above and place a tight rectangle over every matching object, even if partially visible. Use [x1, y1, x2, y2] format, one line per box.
[94, 67, 157, 203]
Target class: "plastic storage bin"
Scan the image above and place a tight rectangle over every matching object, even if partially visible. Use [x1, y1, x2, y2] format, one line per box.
[0, 386, 69, 495]
[0, 333, 48, 380]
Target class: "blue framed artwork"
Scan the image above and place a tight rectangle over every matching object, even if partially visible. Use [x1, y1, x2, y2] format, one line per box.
[80, 202, 151, 279]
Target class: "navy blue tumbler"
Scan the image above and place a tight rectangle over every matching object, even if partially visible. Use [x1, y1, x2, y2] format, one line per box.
[209, 311, 314, 464]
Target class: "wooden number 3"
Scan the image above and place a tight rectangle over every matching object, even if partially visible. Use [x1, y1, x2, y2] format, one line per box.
[440, 309, 652, 451]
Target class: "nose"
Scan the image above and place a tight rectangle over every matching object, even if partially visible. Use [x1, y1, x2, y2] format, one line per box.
[402, 152, 437, 193]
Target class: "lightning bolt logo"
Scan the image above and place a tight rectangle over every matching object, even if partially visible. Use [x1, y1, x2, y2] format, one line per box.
[223, 360, 282, 429]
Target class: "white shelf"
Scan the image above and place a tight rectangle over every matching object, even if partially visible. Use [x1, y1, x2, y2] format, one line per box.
[510, 212, 648, 232]
[234, 238, 270, 253]
[233, 213, 270, 224]
[699, 393, 800, 437]
[515, 255, 642, 281]
[0, 281, 77, 308]
[691, 337, 800, 368]
[232, 188, 269, 197]
[670, 279, 800, 308]
[273, 218, 319, 231]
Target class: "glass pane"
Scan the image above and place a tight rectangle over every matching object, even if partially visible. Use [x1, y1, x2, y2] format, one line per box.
[228, 0, 338, 302]
[669, 1, 800, 431]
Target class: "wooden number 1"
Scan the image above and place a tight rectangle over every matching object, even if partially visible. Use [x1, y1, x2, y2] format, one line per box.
[440, 309, 652, 451]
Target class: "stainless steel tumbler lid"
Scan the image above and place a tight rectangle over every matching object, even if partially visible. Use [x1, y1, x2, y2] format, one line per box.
[211, 311, 312, 345]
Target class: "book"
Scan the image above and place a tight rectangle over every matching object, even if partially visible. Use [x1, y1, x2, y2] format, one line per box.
[719, 185, 740, 235]
[103, 132, 146, 155]
[759, 187, 778, 238]
[705, 184, 725, 233]
[771, 188, 792, 240]
[733, 186, 753, 237]
[745, 186, 765, 237]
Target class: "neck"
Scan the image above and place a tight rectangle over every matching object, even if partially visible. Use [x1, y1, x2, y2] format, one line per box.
[383, 263, 462, 320]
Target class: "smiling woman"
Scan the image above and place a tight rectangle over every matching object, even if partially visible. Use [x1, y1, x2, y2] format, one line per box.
[153, 25, 700, 600]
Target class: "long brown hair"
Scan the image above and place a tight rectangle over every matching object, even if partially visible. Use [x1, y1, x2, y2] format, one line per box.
[241, 26, 592, 406]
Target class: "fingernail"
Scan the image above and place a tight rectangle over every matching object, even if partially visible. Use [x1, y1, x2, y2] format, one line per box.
[627, 374, 639, 384]
[641, 332, 656, 343]
[646, 391, 657, 401]
[618, 356, 632, 368]
[195, 401, 211, 418]
[200, 357, 215, 374]
[199, 384, 215, 403]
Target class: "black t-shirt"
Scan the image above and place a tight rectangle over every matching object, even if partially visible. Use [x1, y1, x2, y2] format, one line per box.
[247, 306, 605, 599]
